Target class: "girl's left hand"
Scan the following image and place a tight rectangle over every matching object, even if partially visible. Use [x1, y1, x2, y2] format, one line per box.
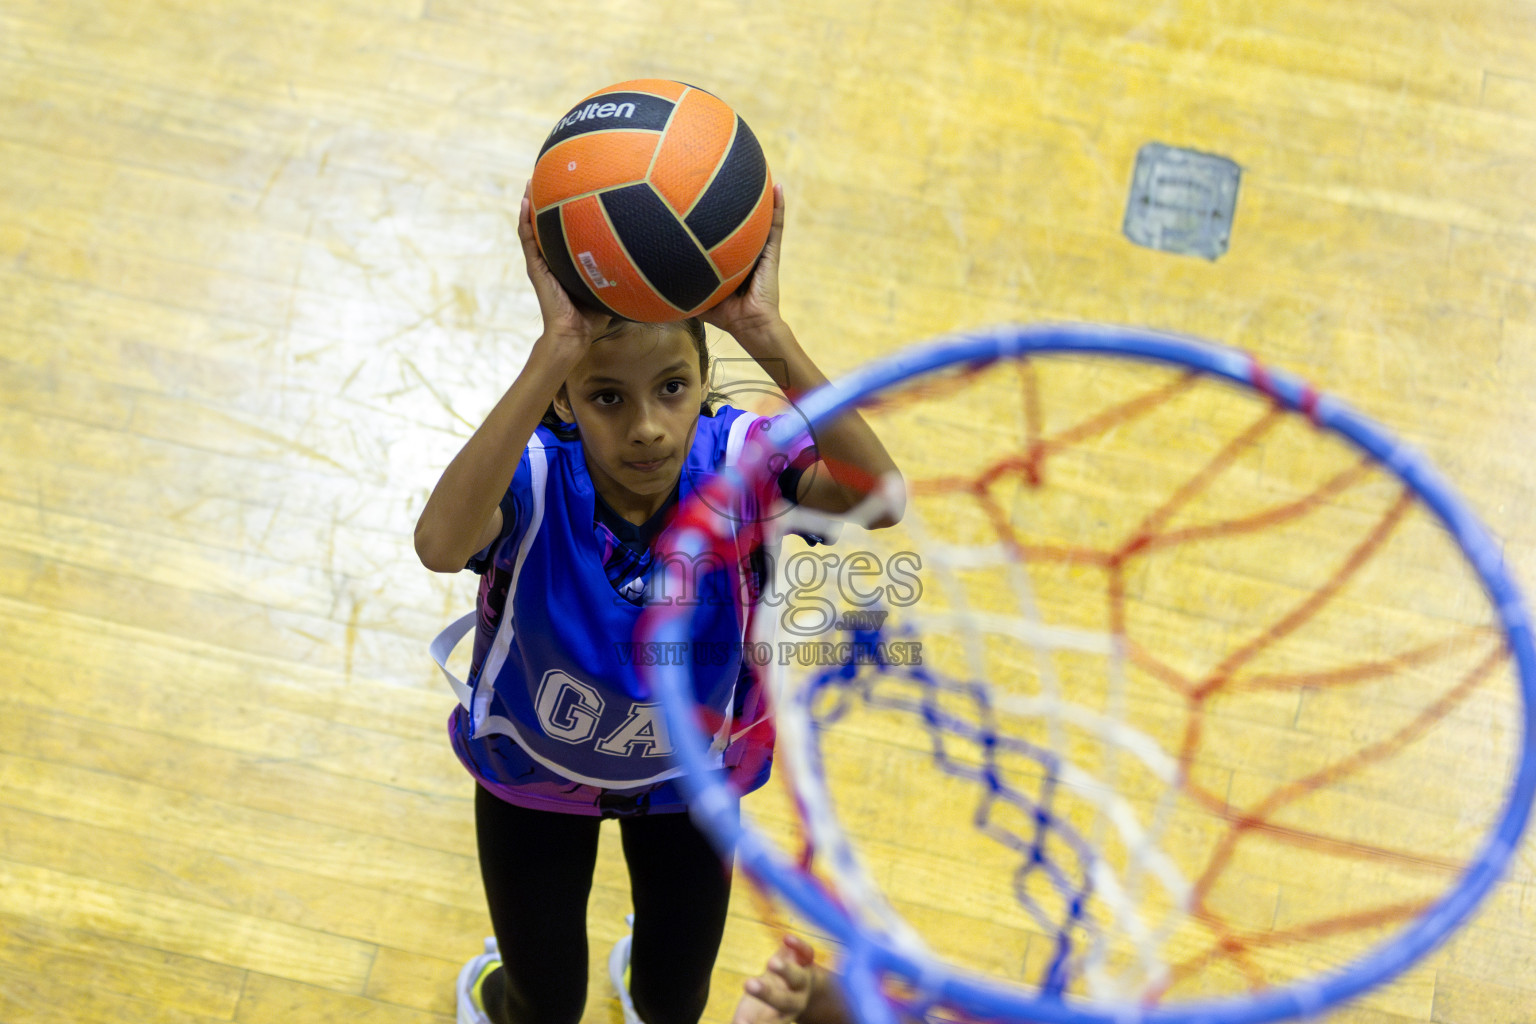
[700, 183, 786, 339]
[731, 934, 817, 1024]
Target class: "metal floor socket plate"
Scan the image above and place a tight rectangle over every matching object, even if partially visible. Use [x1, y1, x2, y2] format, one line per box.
[1124, 143, 1241, 260]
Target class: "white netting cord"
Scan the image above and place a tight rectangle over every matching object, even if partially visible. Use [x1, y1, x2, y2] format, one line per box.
[756, 474, 933, 966]
[996, 468, 1193, 999]
[755, 465, 1196, 1005]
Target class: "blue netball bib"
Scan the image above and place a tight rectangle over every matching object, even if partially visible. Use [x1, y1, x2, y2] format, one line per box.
[434, 408, 763, 788]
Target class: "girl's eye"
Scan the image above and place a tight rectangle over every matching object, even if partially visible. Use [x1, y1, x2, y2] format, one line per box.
[592, 392, 620, 407]
[661, 379, 687, 396]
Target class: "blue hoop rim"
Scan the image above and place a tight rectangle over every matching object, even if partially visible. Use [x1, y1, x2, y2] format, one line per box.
[640, 322, 1536, 1024]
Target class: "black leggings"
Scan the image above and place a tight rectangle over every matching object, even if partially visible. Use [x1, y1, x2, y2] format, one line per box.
[475, 785, 736, 1024]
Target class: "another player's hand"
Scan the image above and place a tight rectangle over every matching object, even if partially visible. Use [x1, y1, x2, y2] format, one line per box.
[519, 181, 611, 352]
[701, 183, 786, 341]
[732, 934, 817, 1024]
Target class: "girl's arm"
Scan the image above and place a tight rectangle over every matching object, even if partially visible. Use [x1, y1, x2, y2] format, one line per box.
[726, 315, 901, 527]
[414, 186, 609, 573]
[702, 186, 903, 528]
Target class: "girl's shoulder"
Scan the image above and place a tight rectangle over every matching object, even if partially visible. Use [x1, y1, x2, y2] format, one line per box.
[524, 423, 587, 475]
[488, 425, 585, 526]
[696, 404, 817, 471]
[529, 421, 577, 453]
[692, 404, 761, 472]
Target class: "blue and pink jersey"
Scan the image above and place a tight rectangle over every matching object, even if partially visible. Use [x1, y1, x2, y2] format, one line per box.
[433, 406, 815, 817]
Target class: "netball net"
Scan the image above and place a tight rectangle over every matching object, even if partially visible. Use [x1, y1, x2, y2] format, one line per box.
[640, 325, 1535, 1024]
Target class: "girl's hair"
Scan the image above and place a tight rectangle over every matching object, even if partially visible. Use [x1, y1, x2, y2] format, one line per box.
[540, 317, 721, 441]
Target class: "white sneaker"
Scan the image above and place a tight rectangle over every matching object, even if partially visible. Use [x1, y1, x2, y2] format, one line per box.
[456, 936, 500, 1024]
[608, 915, 644, 1024]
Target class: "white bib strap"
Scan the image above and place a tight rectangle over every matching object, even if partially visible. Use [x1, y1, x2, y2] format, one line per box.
[431, 611, 479, 710]
[724, 410, 762, 467]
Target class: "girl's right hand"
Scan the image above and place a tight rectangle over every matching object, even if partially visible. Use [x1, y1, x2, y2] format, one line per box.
[519, 182, 611, 351]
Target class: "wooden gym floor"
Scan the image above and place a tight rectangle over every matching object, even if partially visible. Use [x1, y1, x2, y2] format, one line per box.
[2, 1, 1535, 1022]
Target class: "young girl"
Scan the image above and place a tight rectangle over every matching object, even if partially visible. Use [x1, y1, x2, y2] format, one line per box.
[415, 182, 900, 1024]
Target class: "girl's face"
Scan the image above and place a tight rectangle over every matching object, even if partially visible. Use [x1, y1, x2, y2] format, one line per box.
[553, 322, 704, 521]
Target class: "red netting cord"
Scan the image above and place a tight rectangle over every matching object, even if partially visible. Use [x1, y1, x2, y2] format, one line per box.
[880, 367, 1511, 995]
